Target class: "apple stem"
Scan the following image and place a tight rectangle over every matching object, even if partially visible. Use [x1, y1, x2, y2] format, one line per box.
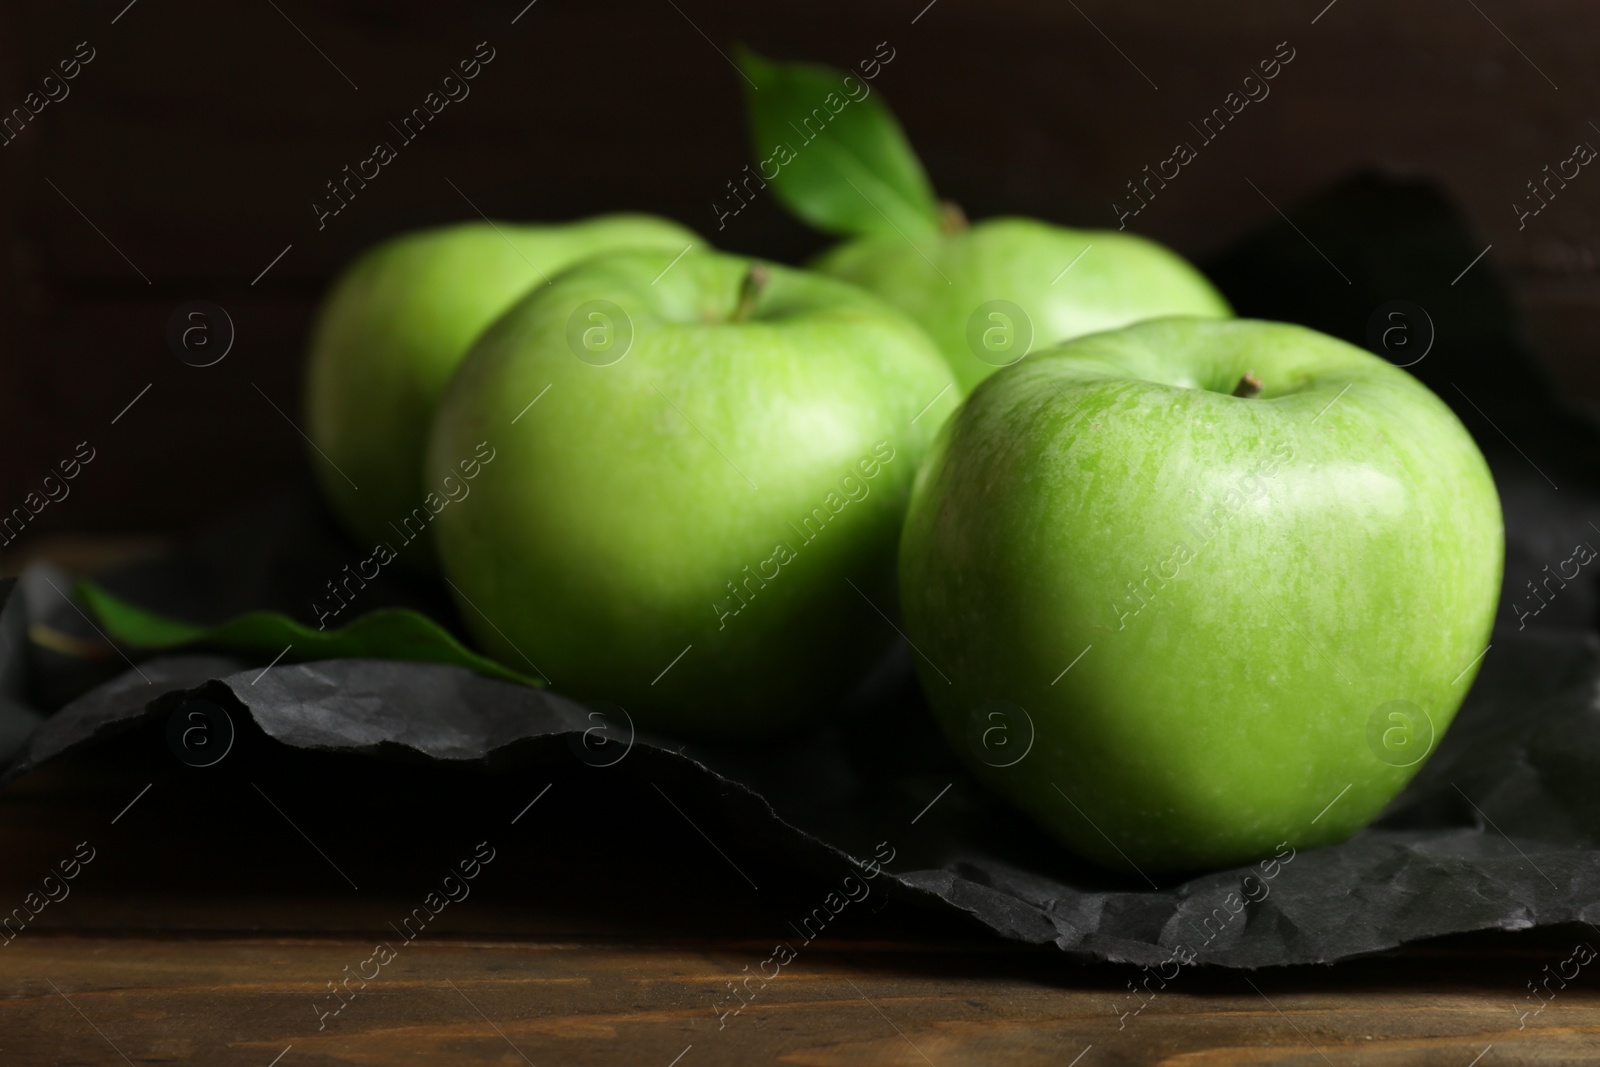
[1231, 373, 1263, 399]
[939, 199, 969, 234]
[731, 263, 770, 323]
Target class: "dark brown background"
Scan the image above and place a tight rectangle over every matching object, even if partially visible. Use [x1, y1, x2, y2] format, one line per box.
[3, 7, 1599, 1060]
[1, 0, 1596, 553]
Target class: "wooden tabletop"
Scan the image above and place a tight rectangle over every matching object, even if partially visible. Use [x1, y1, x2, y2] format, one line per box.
[2, 726, 1598, 1066]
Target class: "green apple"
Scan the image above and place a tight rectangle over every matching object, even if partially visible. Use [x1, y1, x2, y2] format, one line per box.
[304, 214, 698, 560]
[813, 219, 1231, 393]
[737, 50, 1230, 394]
[426, 249, 959, 734]
[898, 317, 1502, 873]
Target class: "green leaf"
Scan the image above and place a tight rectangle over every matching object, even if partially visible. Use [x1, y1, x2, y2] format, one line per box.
[77, 581, 541, 688]
[737, 47, 941, 240]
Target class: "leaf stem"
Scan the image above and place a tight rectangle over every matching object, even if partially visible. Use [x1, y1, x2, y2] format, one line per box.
[939, 199, 969, 234]
[731, 263, 771, 322]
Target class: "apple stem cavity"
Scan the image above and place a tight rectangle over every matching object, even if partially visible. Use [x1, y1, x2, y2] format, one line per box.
[730, 263, 771, 323]
[1231, 373, 1263, 399]
[938, 199, 969, 234]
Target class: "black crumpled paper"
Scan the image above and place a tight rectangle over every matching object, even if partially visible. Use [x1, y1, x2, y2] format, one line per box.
[7, 172, 1600, 968]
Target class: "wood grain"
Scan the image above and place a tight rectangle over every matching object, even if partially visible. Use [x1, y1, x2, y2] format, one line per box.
[4, 933, 1600, 1064]
[1, 725, 1598, 1065]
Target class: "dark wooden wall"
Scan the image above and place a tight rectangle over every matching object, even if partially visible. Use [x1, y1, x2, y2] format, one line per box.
[1, 0, 1597, 544]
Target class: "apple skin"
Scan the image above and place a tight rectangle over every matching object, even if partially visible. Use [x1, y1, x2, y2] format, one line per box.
[426, 249, 959, 735]
[898, 317, 1503, 874]
[813, 217, 1232, 394]
[304, 214, 698, 561]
